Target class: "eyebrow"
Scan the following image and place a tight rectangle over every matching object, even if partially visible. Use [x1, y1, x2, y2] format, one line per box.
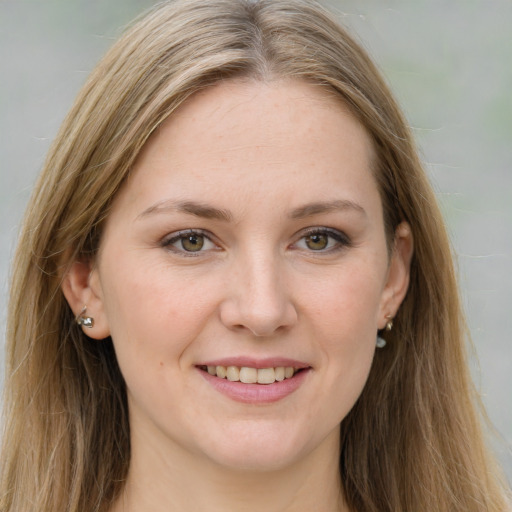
[137, 198, 366, 222]
[137, 200, 233, 222]
[289, 199, 367, 219]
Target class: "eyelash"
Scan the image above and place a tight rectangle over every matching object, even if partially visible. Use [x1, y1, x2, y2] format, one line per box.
[161, 229, 218, 256]
[161, 227, 351, 256]
[293, 227, 351, 253]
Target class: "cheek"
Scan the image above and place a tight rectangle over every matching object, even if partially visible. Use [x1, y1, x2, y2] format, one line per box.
[297, 259, 384, 405]
[98, 255, 220, 370]
[300, 257, 386, 337]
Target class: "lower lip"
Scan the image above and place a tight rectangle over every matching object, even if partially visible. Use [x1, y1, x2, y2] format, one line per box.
[198, 368, 310, 404]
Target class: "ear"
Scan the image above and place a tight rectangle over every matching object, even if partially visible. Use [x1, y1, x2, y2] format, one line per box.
[378, 221, 414, 329]
[61, 259, 111, 340]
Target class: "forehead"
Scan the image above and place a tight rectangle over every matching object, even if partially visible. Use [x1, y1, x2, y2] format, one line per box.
[153, 78, 371, 154]
[114, 78, 378, 220]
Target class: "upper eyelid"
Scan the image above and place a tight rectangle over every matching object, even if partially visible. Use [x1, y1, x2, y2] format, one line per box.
[297, 226, 350, 240]
[163, 228, 212, 242]
[300, 226, 342, 234]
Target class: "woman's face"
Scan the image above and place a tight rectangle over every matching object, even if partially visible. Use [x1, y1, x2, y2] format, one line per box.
[83, 79, 411, 471]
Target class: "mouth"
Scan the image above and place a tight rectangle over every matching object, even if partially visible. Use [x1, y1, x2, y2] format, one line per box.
[197, 365, 303, 385]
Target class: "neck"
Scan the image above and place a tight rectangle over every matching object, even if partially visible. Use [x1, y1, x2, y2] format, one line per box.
[111, 427, 347, 512]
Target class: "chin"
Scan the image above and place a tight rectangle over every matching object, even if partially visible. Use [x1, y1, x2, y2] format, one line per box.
[208, 446, 305, 473]
[195, 421, 335, 473]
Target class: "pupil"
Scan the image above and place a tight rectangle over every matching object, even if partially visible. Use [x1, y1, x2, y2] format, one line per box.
[182, 235, 204, 251]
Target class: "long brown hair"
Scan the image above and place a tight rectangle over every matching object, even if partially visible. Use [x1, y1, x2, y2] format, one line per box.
[1, 1, 509, 510]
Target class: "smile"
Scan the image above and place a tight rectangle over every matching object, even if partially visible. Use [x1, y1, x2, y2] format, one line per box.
[199, 365, 299, 384]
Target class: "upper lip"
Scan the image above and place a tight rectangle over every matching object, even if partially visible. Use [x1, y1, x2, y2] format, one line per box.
[198, 356, 311, 369]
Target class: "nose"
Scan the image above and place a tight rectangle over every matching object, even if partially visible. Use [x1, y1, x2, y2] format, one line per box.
[219, 252, 298, 337]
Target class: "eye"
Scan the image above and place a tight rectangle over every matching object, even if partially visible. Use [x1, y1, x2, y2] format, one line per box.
[294, 228, 350, 252]
[163, 230, 217, 254]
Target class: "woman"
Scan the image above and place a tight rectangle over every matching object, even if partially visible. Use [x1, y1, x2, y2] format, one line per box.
[1, 0, 509, 511]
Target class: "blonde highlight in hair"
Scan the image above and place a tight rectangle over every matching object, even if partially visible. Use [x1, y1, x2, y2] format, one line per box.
[1, 1, 509, 510]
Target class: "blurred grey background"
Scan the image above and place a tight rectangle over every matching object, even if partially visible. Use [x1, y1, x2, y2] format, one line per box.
[1, 0, 510, 482]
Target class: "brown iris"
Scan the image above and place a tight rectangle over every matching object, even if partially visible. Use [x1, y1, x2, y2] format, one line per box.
[305, 233, 329, 250]
[181, 234, 205, 252]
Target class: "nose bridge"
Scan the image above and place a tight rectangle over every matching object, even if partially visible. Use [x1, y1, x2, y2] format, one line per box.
[220, 244, 297, 336]
[245, 249, 283, 310]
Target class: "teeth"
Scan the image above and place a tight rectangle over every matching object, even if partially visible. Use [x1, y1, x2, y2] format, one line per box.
[257, 368, 275, 384]
[207, 365, 299, 384]
[226, 366, 240, 381]
[239, 367, 257, 383]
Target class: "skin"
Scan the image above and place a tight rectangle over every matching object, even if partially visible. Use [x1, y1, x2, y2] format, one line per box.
[63, 78, 412, 512]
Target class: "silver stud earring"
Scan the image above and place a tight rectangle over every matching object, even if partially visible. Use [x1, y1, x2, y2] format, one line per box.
[76, 306, 94, 328]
